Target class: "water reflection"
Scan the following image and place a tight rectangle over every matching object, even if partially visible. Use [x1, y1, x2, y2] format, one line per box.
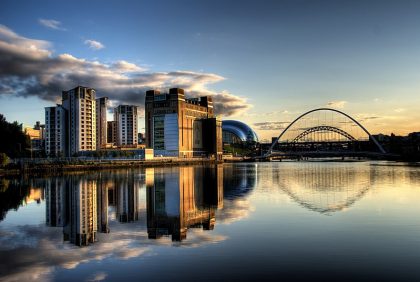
[276, 163, 371, 214]
[147, 166, 223, 241]
[41, 166, 226, 246]
[3, 163, 420, 281]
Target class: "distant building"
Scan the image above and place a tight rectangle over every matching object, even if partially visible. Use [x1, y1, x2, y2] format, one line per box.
[145, 88, 222, 158]
[62, 86, 97, 156]
[107, 121, 117, 145]
[114, 105, 138, 147]
[24, 121, 46, 154]
[45, 105, 67, 157]
[95, 97, 108, 149]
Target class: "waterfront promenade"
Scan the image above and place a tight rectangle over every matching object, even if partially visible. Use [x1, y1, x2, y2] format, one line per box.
[0, 156, 245, 175]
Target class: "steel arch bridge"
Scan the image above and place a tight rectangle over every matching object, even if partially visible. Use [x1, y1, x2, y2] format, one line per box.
[291, 125, 357, 143]
[266, 108, 386, 157]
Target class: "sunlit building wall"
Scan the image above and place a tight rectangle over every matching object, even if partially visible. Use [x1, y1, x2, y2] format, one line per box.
[62, 86, 97, 156]
[145, 88, 222, 158]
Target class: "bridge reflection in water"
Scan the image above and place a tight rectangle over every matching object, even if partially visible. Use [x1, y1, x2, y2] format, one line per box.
[271, 163, 372, 214]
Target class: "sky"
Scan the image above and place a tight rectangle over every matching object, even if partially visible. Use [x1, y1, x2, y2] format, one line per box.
[1, 0, 420, 141]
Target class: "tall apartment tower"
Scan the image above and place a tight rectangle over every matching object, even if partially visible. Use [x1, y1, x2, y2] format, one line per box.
[45, 105, 67, 157]
[114, 105, 138, 147]
[145, 88, 222, 158]
[62, 86, 97, 156]
[95, 97, 108, 149]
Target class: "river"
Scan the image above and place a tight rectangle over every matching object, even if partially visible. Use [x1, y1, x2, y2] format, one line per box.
[1, 161, 420, 281]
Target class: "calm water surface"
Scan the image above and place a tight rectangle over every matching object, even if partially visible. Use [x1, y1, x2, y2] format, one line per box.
[1, 162, 420, 281]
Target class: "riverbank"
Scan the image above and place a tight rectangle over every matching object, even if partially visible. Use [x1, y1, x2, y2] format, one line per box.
[0, 157, 246, 176]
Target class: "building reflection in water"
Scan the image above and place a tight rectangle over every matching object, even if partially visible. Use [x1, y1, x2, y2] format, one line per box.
[97, 176, 110, 232]
[223, 164, 257, 200]
[146, 166, 223, 241]
[45, 179, 66, 227]
[116, 175, 139, 223]
[43, 165, 224, 245]
[63, 177, 98, 246]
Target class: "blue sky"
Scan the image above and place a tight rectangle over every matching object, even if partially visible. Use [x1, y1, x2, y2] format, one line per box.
[1, 0, 420, 140]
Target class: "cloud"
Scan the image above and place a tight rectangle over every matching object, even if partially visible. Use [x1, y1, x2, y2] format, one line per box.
[84, 39, 105, 50]
[0, 25, 251, 117]
[394, 108, 406, 113]
[87, 272, 107, 282]
[355, 114, 381, 123]
[253, 121, 290, 131]
[212, 91, 252, 116]
[326, 100, 347, 109]
[111, 60, 146, 72]
[38, 19, 65, 30]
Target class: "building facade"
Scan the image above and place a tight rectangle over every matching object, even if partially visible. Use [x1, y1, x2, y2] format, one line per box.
[62, 86, 97, 156]
[107, 121, 117, 145]
[45, 105, 67, 157]
[95, 97, 108, 149]
[114, 105, 138, 147]
[145, 88, 222, 158]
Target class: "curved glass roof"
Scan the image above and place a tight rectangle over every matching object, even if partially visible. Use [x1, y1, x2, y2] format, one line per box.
[222, 120, 259, 143]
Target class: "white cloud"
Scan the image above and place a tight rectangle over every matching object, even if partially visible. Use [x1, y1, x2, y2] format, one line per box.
[111, 60, 146, 72]
[326, 100, 347, 109]
[84, 39, 105, 50]
[38, 18, 66, 30]
[0, 24, 251, 116]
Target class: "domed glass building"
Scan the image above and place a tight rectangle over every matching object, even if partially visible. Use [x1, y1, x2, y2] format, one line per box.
[222, 120, 259, 144]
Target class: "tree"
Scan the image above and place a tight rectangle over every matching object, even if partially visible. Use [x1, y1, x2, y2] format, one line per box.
[0, 114, 31, 158]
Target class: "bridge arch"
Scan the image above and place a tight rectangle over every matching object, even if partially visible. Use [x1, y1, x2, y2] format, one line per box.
[269, 108, 386, 154]
[291, 125, 357, 143]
